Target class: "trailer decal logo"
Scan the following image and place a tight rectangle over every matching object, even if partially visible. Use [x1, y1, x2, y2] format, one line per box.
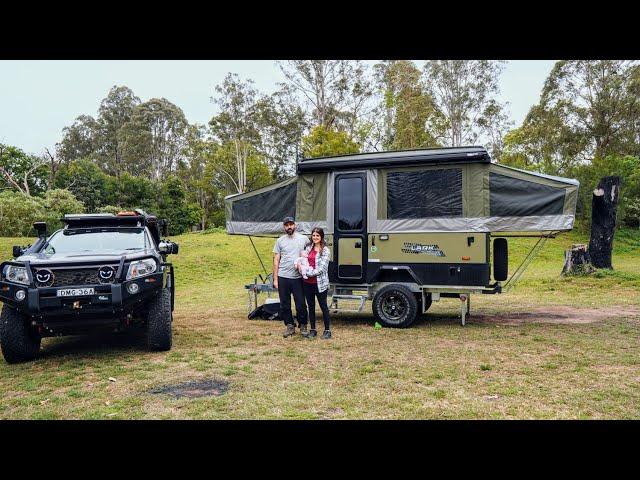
[401, 242, 445, 257]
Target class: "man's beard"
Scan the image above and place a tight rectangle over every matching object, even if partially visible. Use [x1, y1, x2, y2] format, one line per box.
[285, 228, 295, 235]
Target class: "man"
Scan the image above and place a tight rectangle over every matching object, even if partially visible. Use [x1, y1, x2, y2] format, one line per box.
[273, 216, 309, 337]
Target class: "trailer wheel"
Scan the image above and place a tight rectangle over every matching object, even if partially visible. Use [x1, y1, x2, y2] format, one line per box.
[372, 284, 418, 328]
[0, 305, 41, 364]
[146, 288, 172, 351]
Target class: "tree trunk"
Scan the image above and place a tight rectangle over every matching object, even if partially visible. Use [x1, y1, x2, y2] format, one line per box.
[588, 176, 620, 269]
[561, 244, 595, 275]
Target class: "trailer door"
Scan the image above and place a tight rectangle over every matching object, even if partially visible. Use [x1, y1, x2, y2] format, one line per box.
[334, 173, 367, 283]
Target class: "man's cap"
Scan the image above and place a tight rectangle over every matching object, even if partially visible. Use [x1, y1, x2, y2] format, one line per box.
[283, 216, 295, 224]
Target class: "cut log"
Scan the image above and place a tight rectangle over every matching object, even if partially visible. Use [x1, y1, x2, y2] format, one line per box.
[561, 244, 595, 275]
[588, 176, 621, 269]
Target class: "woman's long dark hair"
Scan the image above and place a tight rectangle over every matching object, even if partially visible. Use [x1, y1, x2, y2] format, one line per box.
[310, 227, 326, 251]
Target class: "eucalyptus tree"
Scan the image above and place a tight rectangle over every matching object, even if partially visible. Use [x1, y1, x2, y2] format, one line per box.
[58, 85, 141, 177]
[0, 143, 48, 196]
[423, 60, 511, 157]
[209, 73, 263, 194]
[538, 60, 640, 161]
[374, 60, 445, 150]
[119, 98, 190, 180]
[277, 60, 374, 140]
[254, 84, 308, 179]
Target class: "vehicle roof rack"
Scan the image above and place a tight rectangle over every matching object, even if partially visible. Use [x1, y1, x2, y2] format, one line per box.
[63, 210, 157, 229]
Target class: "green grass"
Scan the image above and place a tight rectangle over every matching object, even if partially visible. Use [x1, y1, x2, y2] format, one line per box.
[0, 228, 639, 419]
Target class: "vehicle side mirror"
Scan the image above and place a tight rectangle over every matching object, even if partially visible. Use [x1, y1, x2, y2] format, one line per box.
[159, 241, 179, 255]
[12, 246, 25, 258]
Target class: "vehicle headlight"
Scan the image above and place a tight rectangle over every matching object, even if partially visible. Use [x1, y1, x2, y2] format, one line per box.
[126, 259, 157, 280]
[2, 265, 30, 285]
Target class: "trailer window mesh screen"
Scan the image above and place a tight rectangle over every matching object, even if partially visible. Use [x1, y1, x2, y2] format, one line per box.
[231, 182, 296, 222]
[490, 173, 565, 217]
[387, 168, 462, 219]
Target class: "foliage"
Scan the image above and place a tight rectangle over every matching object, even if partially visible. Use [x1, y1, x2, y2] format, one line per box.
[41, 189, 85, 231]
[0, 189, 83, 236]
[572, 155, 640, 227]
[423, 60, 512, 159]
[0, 144, 49, 196]
[55, 159, 111, 212]
[374, 60, 444, 150]
[301, 125, 360, 158]
[278, 60, 374, 136]
[58, 86, 142, 177]
[106, 172, 157, 212]
[156, 176, 203, 235]
[96, 205, 125, 215]
[119, 98, 189, 180]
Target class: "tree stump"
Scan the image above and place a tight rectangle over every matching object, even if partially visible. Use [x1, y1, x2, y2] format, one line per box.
[588, 176, 621, 269]
[561, 244, 595, 275]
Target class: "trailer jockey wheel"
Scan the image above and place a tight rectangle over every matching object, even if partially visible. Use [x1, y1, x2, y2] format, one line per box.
[372, 284, 418, 328]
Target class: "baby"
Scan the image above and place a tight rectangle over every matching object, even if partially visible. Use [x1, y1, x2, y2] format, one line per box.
[294, 250, 313, 279]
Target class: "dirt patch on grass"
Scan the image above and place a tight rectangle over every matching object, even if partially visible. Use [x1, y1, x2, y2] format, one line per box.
[473, 306, 640, 326]
[149, 379, 229, 398]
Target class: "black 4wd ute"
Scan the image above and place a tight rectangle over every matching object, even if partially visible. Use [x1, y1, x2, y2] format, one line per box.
[0, 210, 179, 363]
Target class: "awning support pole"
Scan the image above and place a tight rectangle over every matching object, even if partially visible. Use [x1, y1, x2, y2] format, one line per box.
[502, 234, 550, 293]
[248, 236, 269, 280]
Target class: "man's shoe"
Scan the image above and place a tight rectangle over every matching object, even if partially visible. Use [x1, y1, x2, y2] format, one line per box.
[299, 324, 309, 337]
[321, 330, 332, 340]
[307, 329, 317, 339]
[283, 324, 295, 337]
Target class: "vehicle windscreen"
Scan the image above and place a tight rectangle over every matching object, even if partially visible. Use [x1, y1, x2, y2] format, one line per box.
[43, 228, 149, 255]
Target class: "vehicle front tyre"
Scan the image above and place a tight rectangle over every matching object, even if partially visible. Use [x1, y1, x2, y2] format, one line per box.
[0, 305, 41, 363]
[146, 288, 172, 351]
[372, 284, 418, 328]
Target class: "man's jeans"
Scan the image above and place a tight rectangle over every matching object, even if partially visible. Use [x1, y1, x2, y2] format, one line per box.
[278, 276, 308, 327]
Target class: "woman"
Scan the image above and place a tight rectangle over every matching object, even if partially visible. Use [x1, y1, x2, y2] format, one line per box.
[301, 227, 332, 339]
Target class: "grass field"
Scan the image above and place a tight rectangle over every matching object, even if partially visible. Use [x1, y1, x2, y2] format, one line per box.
[1, 227, 639, 419]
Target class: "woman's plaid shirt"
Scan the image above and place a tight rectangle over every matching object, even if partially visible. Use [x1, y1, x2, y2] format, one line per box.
[303, 244, 331, 293]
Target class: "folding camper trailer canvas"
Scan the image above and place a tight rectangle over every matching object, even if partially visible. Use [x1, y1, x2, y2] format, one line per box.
[225, 147, 580, 327]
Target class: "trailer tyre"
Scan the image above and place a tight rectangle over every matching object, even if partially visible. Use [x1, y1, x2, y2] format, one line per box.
[372, 284, 418, 328]
[0, 305, 41, 364]
[146, 288, 172, 351]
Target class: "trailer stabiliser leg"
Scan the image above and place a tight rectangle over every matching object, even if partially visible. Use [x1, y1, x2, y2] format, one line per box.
[460, 294, 469, 326]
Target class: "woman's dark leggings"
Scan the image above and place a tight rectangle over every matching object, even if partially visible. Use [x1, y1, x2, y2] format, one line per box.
[303, 282, 331, 331]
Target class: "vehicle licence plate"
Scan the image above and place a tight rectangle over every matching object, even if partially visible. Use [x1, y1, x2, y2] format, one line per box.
[56, 288, 95, 297]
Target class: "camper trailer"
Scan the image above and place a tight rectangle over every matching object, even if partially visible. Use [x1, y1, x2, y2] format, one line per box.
[225, 147, 579, 327]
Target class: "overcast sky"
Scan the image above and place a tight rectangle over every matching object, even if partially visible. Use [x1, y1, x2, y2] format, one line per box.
[0, 60, 556, 155]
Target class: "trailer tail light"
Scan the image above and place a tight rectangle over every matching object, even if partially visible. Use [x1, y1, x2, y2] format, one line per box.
[462, 256, 470, 261]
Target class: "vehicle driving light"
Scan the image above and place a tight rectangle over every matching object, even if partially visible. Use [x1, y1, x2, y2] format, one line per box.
[126, 259, 157, 280]
[15, 290, 26, 301]
[2, 265, 30, 285]
[127, 283, 140, 295]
